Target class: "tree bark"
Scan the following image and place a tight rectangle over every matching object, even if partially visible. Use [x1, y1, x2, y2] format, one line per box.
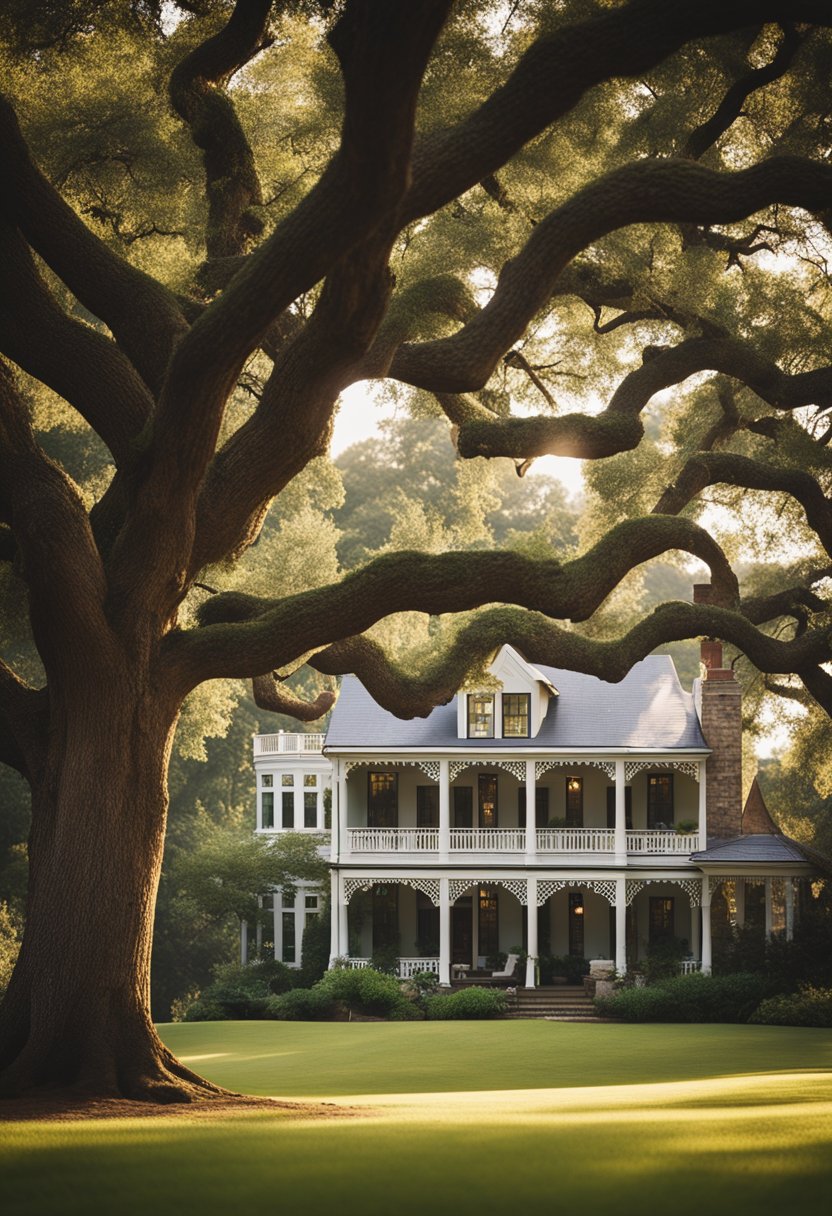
[0, 672, 222, 1101]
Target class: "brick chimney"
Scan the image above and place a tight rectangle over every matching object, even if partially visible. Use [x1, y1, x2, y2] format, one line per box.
[693, 584, 742, 838]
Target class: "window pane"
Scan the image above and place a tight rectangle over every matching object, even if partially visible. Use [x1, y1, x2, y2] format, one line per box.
[282, 912, 296, 963]
[304, 774, 317, 788]
[304, 791, 317, 828]
[649, 896, 675, 943]
[565, 776, 583, 827]
[262, 792, 274, 829]
[453, 787, 473, 828]
[368, 772, 398, 827]
[416, 785, 439, 827]
[519, 787, 550, 828]
[502, 693, 530, 737]
[261, 774, 273, 788]
[478, 886, 499, 957]
[478, 774, 498, 828]
[281, 791, 294, 829]
[304, 895, 318, 910]
[281, 774, 293, 787]
[468, 694, 494, 738]
[568, 892, 585, 956]
[647, 773, 674, 828]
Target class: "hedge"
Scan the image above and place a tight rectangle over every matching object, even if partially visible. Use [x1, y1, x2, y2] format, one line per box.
[749, 986, 832, 1028]
[594, 972, 766, 1023]
[425, 987, 507, 1020]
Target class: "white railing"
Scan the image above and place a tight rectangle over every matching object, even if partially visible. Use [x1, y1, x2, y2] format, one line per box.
[626, 830, 701, 854]
[450, 828, 525, 851]
[537, 828, 615, 852]
[348, 827, 440, 852]
[398, 958, 439, 978]
[345, 957, 371, 969]
[680, 959, 702, 974]
[253, 732, 325, 756]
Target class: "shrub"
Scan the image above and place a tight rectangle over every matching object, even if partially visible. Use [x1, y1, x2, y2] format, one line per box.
[299, 904, 331, 988]
[176, 958, 298, 1021]
[317, 965, 412, 1016]
[182, 998, 227, 1022]
[425, 987, 507, 1020]
[265, 987, 336, 1021]
[595, 972, 766, 1023]
[644, 936, 689, 983]
[749, 986, 832, 1028]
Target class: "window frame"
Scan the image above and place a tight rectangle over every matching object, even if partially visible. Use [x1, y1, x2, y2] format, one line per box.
[502, 692, 530, 738]
[467, 693, 495, 739]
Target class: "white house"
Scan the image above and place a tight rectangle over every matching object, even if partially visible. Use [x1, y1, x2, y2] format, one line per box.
[249, 630, 817, 987]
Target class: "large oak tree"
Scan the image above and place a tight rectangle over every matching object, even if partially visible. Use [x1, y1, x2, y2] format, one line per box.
[1, 0, 832, 1100]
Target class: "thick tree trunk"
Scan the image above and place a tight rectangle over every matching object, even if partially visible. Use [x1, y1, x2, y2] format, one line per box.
[0, 680, 225, 1102]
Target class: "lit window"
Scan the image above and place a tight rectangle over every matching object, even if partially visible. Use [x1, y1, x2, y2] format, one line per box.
[282, 774, 293, 787]
[502, 693, 530, 737]
[468, 694, 494, 738]
[304, 774, 317, 788]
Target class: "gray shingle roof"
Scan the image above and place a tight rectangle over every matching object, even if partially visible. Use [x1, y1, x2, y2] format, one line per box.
[325, 655, 707, 751]
[691, 835, 812, 864]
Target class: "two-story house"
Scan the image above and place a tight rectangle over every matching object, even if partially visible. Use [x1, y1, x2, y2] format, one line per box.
[250, 628, 817, 987]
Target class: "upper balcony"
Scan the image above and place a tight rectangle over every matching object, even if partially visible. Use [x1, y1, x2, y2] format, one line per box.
[254, 732, 325, 757]
[344, 826, 700, 857]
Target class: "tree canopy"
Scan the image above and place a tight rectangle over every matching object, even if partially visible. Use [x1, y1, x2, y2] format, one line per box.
[2, 0, 832, 1101]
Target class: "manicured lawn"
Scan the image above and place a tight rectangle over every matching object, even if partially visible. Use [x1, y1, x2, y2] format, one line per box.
[3, 1022, 832, 1216]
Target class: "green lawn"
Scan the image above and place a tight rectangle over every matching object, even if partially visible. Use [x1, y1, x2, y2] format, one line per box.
[3, 1022, 832, 1216]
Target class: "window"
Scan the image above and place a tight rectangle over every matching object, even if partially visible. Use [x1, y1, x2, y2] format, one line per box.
[372, 884, 398, 951]
[303, 791, 317, 828]
[281, 774, 293, 787]
[647, 773, 674, 828]
[281, 791, 294, 829]
[304, 774, 317, 788]
[261, 774, 273, 787]
[282, 911, 296, 963]
[478, 886, 499, 958]
[416, 893, 439, 956]
[502, 693, 530, 737]
[304, 895, 319, 910]
[649, 897, 675, 944]
[468, 694, 494, 738]
[565, 776, 583, 828]
[261, 791, 274, 830]
[605, 786, 633, 829]
[518, 787, 550, 828]
[453, 786, 473, 828]
[478, 774, 498, 828]
[367, 772, 398, 827]
[568, 892, 584, 956]
[416, 785, 438, 828]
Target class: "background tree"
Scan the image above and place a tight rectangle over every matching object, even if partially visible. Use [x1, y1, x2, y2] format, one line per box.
[1, 0, 832, 1103]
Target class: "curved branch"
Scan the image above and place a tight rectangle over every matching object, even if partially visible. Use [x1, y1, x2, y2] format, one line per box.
[166, 514, 739, 691]
[108, 0, 451, 618]
[169, 0, 271, 260]
[654, 451, 832, 555]
[390, 156, 832, 402]
[402, 0, 831, 224]
[683, 24, 804, 160]
[251, 673, 336, 722]
[307, 600, 832, 717]
[742, 584, 830, 625]
[0, 95, 187, 393]
[0, 221, 153, 465]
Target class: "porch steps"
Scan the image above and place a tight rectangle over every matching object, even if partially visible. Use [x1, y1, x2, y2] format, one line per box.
[505, 985, 602, 1020]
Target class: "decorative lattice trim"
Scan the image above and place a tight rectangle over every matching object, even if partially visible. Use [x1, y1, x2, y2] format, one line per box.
[449, 879, 476, 903]
[449, 761, 474, 782]
[344, 759, 441, 782]
[342, 878, 374, 904]
[492, 760, 528, 782]
[535, 759, 616, 781]
[400, 877, 441, 905]
[533, 878, 617, 906]
[632, 876, 704, 906]
[708, 874, 768, 896]
[624, 760, 701, 783]
[625, 880, 644, 907]
[493, 878, 529, 906]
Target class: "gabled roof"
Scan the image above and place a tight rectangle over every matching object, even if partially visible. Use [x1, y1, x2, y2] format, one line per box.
[325, 654, 707, 751]
[741, 776, 780, 835]
[691, 834, 812, 865]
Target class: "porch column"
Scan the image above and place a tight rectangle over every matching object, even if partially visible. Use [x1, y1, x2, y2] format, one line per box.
[338, 877, 349, 960]
[734, 878, 745, 927]
[525, 876, 538, 987]
[439, 878, 451, 986]
[690, 902, 700, 961]
[439, 760, 450, 862]
[240, 919, 248, 966]
[697, 760, 707, 845]
[785, 878, 795, 942]
[329, 869, 340, 965]
[614, 759, 627, 863]
[764, 877, 773, 940]
[525, 759, 537, 859]
[701, 876, 712, 974]
[274, 897, 281, 962]
[336, 761, 349, 862]
[614, 875, 627, 975]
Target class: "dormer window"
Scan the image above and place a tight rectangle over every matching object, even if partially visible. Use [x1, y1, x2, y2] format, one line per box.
[468, 694, 494, 738]
[502, 693, 530, 738]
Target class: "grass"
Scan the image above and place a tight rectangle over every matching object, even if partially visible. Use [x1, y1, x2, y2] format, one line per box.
[3, 1022, 832, 1216]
